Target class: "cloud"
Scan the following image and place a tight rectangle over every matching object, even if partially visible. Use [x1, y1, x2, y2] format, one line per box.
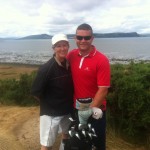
[0, 0, 150, 37]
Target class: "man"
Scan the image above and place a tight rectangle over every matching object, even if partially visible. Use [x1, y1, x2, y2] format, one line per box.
[67, 23, 111, 150]
[31, 33, 74, 150]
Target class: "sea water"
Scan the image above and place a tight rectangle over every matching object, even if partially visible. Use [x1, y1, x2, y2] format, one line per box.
[0, 37, 150, 65]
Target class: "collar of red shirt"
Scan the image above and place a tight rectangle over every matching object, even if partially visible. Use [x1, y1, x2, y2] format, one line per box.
[78, 45, 97, 58]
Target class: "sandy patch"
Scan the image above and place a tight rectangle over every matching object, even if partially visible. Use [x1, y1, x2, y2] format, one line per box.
[0, 106, 39, 150]
[0, 106, 61, 150]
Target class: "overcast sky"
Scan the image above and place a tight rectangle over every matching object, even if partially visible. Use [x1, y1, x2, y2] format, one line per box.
[0, 0, 150, 37]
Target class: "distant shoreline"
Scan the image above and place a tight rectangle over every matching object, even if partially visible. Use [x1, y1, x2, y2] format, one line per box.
[1, 32, 150, 40]
[0, 58, 149, 67]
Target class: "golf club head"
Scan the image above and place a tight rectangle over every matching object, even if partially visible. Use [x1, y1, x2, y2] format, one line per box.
[69, 130, 73, 137]
[71, 126, 75, 130]
[82, 129, 86, 137]
[78, 123, 87, 130]
[75, 132, 80, 139]
[92, 133, 97, 137]
[88, 123, 92, 131]
[88, 133, 92, 139]
[69, 127, 76, 137]
[91, 128, 96, 134]
[69, 117, 76, 122]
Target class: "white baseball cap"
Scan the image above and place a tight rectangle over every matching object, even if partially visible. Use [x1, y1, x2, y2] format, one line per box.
[51, 33, 68, 45]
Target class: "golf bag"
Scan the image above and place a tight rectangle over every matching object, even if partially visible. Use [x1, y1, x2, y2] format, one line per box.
[64, 109, 97, 150]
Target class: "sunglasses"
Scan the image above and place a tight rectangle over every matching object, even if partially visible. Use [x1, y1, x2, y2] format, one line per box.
[76, 35, 92, 41]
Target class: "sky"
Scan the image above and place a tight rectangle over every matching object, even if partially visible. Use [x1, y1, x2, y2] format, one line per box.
[0, 0, 150, 38]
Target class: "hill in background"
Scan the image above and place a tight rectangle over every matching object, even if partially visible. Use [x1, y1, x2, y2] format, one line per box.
[0, 32, 150, 40]
[18, 32, 140, 39]
[16, 32, 150, 39]
[18, 34, 52, 39]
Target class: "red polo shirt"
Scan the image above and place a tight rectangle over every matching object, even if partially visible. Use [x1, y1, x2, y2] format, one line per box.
[67, 46, 110, 110]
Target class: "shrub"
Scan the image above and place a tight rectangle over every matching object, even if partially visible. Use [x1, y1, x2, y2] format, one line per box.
[107, 62, 150, 147]
[0, 71, 38, 106]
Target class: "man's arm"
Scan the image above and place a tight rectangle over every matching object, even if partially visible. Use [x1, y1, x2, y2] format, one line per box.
[90, 87, 108, 108]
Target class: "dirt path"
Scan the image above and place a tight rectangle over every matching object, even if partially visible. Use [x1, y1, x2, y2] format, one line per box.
[0, 105, 145, 150]
[0, 106, 61, 150]
[0, 106, 34, 150]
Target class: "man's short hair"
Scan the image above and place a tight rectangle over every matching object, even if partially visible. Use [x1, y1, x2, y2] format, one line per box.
[76, 23, 93, 35]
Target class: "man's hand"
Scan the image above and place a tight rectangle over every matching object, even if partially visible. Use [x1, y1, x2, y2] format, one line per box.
[92, 107, 103, 119]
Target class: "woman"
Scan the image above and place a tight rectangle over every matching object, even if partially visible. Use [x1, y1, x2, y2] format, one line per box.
[31, 33, 74, 150]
